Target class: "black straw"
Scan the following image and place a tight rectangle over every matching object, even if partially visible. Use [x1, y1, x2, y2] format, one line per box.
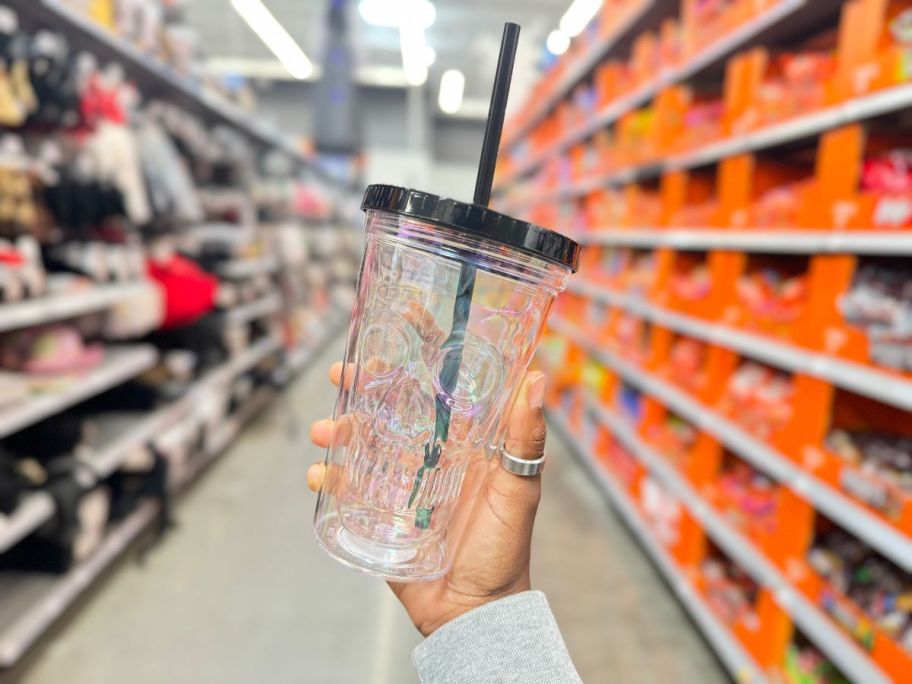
[474, 22, 521, 206]
[411, 23, 521, 529]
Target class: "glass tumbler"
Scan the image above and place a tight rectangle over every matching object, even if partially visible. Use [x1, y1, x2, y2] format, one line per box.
[314, 185, 579, 581]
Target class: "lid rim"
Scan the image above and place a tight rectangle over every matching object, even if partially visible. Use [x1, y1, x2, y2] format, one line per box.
[360, 184, 580, 272]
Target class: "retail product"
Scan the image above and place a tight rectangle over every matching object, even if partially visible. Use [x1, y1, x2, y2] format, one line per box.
[0, 325, 104, 376]
[736, 266, 808, 330]
[666, 337, 706, 394]
[647, 413, 696, 466]
[146, 251, 218, 330]
[313, 185, 579, 580]
[808, 526, 912, 654]
[826, 430, 912, 519]
[701, 552, 760, 630]
[713, 458, 778, 536]
[782, 635, 851, 684]
[839, 261, 912, 371]
[721, 361, 794, 439]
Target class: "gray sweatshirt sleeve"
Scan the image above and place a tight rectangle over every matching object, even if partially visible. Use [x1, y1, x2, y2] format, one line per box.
[412, 591, 582, 683]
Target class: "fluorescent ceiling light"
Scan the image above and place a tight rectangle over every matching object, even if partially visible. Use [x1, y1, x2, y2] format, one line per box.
[438, 69, 465, 114]
[546, 29, 570, 55]
[359, 0, 436, 29]
[400, 22, 428, 86]
[559, 0, 602, 38]
[231, 0, 313, 79]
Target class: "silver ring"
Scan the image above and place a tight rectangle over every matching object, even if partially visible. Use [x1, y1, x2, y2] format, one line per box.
[500, 447, 545, 477]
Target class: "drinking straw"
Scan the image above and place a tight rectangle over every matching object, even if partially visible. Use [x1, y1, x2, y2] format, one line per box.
[410, 23, 521, 529]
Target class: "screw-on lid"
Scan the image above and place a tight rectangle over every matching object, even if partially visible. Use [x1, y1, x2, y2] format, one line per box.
[361, 184, 581, 272]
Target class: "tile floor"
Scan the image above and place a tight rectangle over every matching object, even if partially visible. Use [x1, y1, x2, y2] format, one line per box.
[14, 336, 728, 683]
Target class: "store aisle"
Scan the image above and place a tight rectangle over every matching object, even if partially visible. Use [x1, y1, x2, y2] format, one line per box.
[17, 336, 726, 684]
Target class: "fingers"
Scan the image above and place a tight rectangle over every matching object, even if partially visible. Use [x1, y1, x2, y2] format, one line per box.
[309, 415, 354, 449]
[502, 371, 547, 462]
[329, 362, 356, 389]
[481, 370, 547, 519]
[306, 463, 325, 491]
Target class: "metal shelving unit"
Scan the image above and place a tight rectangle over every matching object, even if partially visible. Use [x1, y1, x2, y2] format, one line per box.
[502, 0, 662, 150]
[496, 0, 845, 188]
[574, 397, 890, 684]
[549, 408, 771, 684]
[501, 82, 912, 211]
[569, 279, 912, 411]
[0, 316, 346, 668]
[16, 1, 302, 160]
[551, 316, 912, 573]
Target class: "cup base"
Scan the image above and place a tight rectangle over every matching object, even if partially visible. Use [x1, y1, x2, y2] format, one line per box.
[314, 511, 449, 582]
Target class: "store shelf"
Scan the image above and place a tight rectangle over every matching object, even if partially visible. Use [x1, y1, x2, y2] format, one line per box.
[503, 0, 664, 151]
[224, 293, 282, 326]
[497, 0, 842, 186]
[0, 500, 160, 668]
[548, 408, 770, 684]
[216, 257, 280, 280]
[0, 495, 56, 556]
[568, 279, 912, 412]
[550, 316, 912, 572]
[503, 81, 912, 210]
[560, 397, 890, 684]
[0, 282, 154, 334]
[16, 1, 302, 160]
[0, 346, 158, 441]
[0, 340, 287, 668]
[0, 334, 281, 560]
[571, 228, 912, 255]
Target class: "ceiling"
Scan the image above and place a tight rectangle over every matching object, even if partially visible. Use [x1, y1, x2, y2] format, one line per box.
[185, 0, 569, 109]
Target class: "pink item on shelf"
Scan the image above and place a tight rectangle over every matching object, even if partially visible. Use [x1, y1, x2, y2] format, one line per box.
[1, 326, 105, 376]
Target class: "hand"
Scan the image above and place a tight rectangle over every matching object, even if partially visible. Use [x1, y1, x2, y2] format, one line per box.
[308, 362, 548, 636]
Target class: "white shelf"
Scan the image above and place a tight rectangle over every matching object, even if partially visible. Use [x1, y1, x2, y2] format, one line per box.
[498, 0, 810, 184]
[550, 316, 912, 572]
[17, 1, 302, 159]
[0, 346, 158, 441]
[0, 495, 56, 556]
[216, 257, 280, 280]
[568, 280, 912, 412]
[502, 81, 912, 208]
[558, 399, 890, 684]
[224, 293, 282, 326]
[548, 408, 770, 684]
[0, 282, 154, 334]
[572, 228, 912, 255]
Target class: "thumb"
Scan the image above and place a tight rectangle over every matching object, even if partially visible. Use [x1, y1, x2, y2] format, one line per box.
[503, 370, 547, 462]
[484, 370, 547, 512]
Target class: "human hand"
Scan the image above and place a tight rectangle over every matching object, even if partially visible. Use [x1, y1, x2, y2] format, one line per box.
[308, 361, 548, 636]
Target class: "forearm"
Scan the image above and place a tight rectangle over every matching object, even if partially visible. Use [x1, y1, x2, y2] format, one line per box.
[412, 591, 581, 684]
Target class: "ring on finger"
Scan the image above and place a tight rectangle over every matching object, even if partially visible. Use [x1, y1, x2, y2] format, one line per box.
[500, 447, 545, 477]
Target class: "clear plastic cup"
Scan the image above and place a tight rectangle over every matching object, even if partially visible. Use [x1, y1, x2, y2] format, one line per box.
[314, 185, 579, 581]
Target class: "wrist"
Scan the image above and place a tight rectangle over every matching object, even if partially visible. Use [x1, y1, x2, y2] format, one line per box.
[416, 575, 532, 636]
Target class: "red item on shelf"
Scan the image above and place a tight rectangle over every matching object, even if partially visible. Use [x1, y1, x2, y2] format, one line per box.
[146, 254, 218, 330]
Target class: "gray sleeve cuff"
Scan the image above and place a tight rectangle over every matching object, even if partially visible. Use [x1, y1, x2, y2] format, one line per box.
[412, 590, 581, 684]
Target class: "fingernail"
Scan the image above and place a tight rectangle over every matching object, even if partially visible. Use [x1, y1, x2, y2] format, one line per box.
[526, 372, 546, 410]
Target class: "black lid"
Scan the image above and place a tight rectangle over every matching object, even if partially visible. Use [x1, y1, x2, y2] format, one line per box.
[361, 184, 580, 272]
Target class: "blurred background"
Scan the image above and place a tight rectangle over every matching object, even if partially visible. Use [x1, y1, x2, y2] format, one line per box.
[0, 1, 910, 682]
